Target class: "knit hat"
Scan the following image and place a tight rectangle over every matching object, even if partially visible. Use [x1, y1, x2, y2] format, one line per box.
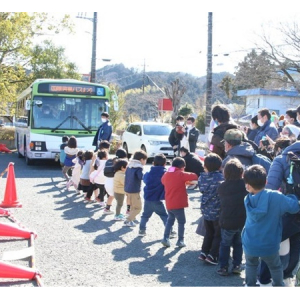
[284, 124, 300, 138]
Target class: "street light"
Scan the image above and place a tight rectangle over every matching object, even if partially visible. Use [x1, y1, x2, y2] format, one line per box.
[76, 12, 97, 83]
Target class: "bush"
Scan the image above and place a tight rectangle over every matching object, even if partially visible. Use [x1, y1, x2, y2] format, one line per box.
[109, 135, 122, 154]
[196, 112, 205, 134]
[0, 127, 15, 140]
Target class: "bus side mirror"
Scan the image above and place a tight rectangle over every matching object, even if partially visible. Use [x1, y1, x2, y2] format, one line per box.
[25, 100, 31, 110]
[26, 100, 43, 110]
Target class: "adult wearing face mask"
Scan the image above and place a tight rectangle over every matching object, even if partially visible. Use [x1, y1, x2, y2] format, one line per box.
[183, 117, 200, 153]
[254, 108, 279, 147]
[92, 112, 112, 151]
[210, 104, 238, 159]
[168, 115, 186, 157]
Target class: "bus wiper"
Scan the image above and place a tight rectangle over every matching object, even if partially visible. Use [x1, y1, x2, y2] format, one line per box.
[72, 116, 92, 133]
[51, 115, 71, 132]
[51, 115, 92, 133]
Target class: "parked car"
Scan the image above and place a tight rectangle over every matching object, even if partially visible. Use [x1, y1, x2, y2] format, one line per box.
[0, 115, 14, 127]
[121, 122, 173, 159]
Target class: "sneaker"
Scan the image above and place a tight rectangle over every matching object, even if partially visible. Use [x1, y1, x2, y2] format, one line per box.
[283, 277, 294, 287]
[170, 231, 177, 238]
[217, 267, 229, 276]
[205, 254, 218, 265]
[103, 208, 114, 215]
[138, 229, 146, 236]
[198, 252, 207, 261]
[123, 220, 136, 227]
[232, 265, 243, 274]
[176, 240, 186, 248]
[84, 197, 91, 202]
[95, 201, 106, 207]
[161, 238, 170, 247]
[114, 214, 126, 221]
[86, 200, 96, 204]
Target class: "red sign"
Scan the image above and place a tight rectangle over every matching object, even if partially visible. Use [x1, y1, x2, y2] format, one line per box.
[158, 98, 173, 111]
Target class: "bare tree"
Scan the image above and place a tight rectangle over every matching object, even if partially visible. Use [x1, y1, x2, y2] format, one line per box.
[257, 21, 300, 91]
[164, 78, 186, 125]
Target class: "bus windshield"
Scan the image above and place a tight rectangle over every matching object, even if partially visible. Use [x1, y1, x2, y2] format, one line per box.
[32, 96, 107, 131]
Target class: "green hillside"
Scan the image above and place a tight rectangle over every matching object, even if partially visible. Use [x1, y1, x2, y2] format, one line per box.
[95, 63, 232, 105]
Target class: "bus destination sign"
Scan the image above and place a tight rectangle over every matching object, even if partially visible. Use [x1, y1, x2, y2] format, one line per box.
[38, 83, 106, 96]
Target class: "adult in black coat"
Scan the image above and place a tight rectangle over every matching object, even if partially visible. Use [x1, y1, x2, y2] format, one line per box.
[184, 116, 200, 153]
[210, 104, 238, 159]
[179, 147, 204, 177]
[168, 115, 186, 157]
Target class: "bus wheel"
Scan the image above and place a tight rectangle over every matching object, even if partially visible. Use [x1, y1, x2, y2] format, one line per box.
[24, 148, 34, 165]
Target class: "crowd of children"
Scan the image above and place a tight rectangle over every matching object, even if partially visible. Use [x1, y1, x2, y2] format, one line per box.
[59, 134, 300, 287]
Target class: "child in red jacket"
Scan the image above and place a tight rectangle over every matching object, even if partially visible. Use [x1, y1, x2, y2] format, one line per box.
[161, 157, 198, 247]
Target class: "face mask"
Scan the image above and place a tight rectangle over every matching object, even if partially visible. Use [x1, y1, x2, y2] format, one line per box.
[214, 120, 219, 126]
[257, 119, 264, 127]
[186, 124, 192, 129]
[101, 118, 106, 123]
[178, 121, 184, 126]
[297, 117, 300, 123]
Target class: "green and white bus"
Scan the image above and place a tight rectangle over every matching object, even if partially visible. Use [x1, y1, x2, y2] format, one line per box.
[15, 79, 118, 165]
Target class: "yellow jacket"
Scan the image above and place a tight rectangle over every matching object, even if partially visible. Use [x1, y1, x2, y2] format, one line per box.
[113, 170, 126, 194]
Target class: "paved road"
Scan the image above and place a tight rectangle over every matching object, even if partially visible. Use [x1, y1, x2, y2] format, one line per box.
[0, 152, 246, 287]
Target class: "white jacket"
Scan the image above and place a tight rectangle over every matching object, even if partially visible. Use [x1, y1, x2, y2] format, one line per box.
[89, 159, 106, 184]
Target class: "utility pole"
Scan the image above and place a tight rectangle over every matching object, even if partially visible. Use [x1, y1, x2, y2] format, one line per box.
[76, 12, 97, 83]
[205, 13, 213, 134]
[91, 12, 97, 83]
[142, 58, 146, 94]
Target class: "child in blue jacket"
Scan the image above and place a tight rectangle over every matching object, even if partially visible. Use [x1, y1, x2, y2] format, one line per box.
[138, 154, 168, 236]
[242, 164, 300, 287]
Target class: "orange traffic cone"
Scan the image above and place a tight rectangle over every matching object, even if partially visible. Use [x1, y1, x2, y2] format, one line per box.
[0, 222, 37, 239]
[0, 162, 22, 208]
[0, 208, 10, 217]
[0, 260, 39, 280]
[0, 144, 12, 153]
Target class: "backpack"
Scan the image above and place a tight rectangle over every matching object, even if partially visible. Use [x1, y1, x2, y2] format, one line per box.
[252, 153, 272, 174]
[286, 151, 300, 200]
[104, 158, 115, 178]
